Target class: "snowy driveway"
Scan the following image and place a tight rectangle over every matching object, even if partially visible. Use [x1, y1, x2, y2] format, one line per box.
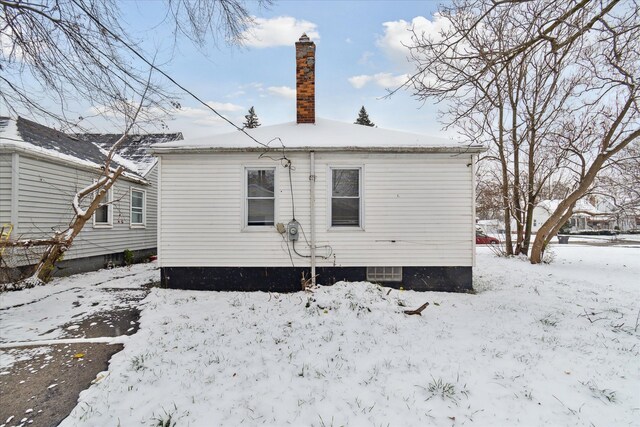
[0, 263, 158, 427]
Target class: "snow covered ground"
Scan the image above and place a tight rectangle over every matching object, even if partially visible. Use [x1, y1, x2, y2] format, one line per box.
[2, 247, 638, 426]
[0, 263, 157, 345]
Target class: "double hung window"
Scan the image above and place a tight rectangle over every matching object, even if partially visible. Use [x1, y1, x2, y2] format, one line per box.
[131, 189, 145, 227]
[93, 184, 112, 227]
[331, 168, 361, 227]
[246, 168, 275, 226]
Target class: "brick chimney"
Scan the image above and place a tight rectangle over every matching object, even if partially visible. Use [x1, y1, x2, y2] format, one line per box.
[296, 33, 315, 124]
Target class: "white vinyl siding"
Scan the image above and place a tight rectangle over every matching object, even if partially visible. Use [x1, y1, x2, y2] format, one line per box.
[0, 154, 12, 225]
[158, 152, 474, 268]
[130, 188, 145, 227]
[2, 155, 158, 267]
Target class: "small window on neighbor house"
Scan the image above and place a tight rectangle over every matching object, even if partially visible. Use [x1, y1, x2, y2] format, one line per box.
[331, 168, 361, 227]
[131, 189, 145, 227]
[93, 185, 113, 227]
[247, 168, 275, 226]
[367, 267, 402, 282]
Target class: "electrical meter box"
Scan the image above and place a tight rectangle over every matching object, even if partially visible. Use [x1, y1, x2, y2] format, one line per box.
[287, 220, 300, 241]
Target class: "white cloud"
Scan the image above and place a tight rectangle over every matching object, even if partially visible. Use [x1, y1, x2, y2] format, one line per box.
[205, 101, 243, 112]
[348, 73, 409, 90]
[225, 90, 245, 98]
[239, 82, 264, 91]
[377, 14, 450, 67]
[242, 16, 320, 48]
[358, 51, 375, 67]
[1, 30, 21, 61]
[172, 102, 244, 125]
[267, 86, 296, 99]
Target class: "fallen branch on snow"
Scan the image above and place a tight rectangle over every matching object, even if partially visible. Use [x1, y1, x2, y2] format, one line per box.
[404, 302, 429, 316]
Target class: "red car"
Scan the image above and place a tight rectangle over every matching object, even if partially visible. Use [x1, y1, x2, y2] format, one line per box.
[476, 231, 499, 244]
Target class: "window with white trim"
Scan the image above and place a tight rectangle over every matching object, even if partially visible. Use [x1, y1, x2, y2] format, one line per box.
[367, 267, 402, 282]
[93, 184, 113, 227]
[331, 168, 361, 227]
[246, 168, 275, 226]
[130, 188, 145, 227]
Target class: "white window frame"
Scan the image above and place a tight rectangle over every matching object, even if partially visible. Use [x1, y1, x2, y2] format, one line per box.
[130, 187, 146, 228]
[93, 181, 113, 228]
[328, 166, 364, 231]
[243, 166, 277, 231]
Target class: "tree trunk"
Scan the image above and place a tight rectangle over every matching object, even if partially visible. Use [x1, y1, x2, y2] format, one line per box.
[531, 154, 607, 263]
[28, 168, 124, 283]
[544, 201, 576, 248]
[522, 198, 536, 255]
[495, 103, 514, 255]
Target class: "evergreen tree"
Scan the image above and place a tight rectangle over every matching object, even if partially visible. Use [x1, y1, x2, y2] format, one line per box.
[354, 106, 375, 127]
[243, 106, 261, 129]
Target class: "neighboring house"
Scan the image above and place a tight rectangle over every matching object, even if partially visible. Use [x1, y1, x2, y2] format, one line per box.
[151, 35, 486, 293]
[532, 199, 611, 232]
[595, 198, 640, 231]
[0, 116, 182, 282]
[476, 219, 504, 235]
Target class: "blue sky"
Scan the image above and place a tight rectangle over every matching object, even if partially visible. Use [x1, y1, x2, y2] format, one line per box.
[113, 0, 452, 139]
[4, 1, 454, 139]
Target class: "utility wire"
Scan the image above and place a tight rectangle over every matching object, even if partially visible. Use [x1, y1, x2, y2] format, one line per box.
[287, 161, 296, 220]
[70, 1, 317, 262]
[70, 0, 270, 149]
[72, 0, 302, 219]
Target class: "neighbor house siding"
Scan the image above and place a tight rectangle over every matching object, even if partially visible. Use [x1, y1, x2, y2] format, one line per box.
[158, 152, 474, 268]
[0, 153, 12, 225]
[4, 154, 157, 267]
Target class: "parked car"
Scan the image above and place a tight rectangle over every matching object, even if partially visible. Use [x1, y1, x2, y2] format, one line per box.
[476, 231, 499, 244]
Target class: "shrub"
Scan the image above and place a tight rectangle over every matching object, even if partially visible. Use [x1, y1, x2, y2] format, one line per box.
[123, 249, 135, 265]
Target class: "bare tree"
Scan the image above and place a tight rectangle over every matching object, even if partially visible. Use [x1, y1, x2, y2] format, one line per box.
[406, 0, 638, 263]
[1, 0, 270, 285]
[408, 0, 584, 256]
[529, 4, 639, 262]
[593, 144, 640, 227]
[4, 78, 152, 286]
[0, 0, 269, 129]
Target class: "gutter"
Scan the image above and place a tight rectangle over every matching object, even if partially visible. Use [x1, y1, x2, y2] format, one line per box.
[309, 151, 316, 287]
[150, 145, 488, 155]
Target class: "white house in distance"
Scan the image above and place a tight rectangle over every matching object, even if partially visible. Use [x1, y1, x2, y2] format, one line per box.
[0, 117, 182, 282]
[152, 35, 486, 292]
[532, 199, 606, 232]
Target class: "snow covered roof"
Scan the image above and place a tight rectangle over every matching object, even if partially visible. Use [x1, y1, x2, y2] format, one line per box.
[151, 119, 485, 154]
[537, 199, 601, 216]
[0, 117, 182, 180]
[76, 133, 183, 176]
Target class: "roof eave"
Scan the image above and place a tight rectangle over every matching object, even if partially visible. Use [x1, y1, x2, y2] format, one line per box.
[0, 142, 149, 185]
[150, 145, 487, 155]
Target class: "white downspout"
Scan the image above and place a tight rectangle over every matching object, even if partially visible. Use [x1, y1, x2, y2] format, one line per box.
[310, 151, 316, 286]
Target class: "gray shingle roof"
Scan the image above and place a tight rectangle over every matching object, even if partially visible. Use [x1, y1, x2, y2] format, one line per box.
[76, 132, 183, 176]
[0, 117, 182, 178]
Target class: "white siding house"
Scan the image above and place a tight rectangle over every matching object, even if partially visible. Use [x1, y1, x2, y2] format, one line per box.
[0, 116, 181, 282]
[532, 199, 606, 232]
[151, 34, 484, 292]
[153, 122, 483, 291]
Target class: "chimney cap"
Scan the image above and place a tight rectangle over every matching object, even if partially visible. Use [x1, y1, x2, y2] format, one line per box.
[298, 33, 311, 42]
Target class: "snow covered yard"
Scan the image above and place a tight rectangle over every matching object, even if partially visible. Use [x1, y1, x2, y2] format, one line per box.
[1, 263, 158, 345]
[0, 263, 158, 427]
[52, 245, 639, 427]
